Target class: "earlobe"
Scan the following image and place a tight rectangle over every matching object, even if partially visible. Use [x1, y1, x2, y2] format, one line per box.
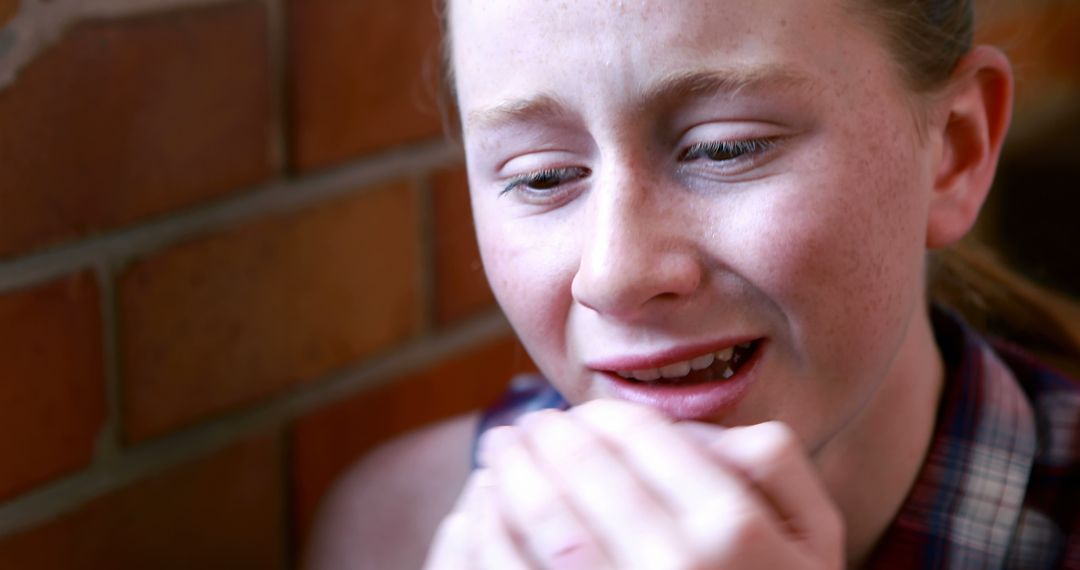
[926, 46, 1014, 249]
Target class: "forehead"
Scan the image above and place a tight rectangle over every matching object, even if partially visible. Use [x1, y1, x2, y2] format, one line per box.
[448, 0, 880, 120]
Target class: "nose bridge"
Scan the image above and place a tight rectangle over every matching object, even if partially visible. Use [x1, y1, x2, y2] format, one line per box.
[572, 163, 701, 317]
[589, 174, 666, 269]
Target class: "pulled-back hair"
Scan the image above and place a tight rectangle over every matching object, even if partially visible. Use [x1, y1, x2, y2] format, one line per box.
[434, 0, 1080, 371]
[855, 0, 1080, 370]
[857, 0, 974, 91]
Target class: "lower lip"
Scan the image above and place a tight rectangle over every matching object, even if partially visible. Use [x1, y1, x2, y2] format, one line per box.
[597, 342, 764, 421]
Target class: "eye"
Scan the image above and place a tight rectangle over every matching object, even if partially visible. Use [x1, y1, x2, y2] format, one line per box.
[679, 138, 775, 163]
[501, 166, 591, 198]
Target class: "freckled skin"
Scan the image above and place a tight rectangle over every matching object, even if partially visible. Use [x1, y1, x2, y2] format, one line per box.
[455, 0, 935, 428]
[452, 0, 948, 561]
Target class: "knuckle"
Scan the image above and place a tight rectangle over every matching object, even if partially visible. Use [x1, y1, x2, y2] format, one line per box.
[478, 426, 521, 468]
[519, 407, 563, 428]
[759, 420, 798, 446]
[515, 411, 600, 466]
[552, 430, 604, 467]
[517, 491, 570, 524]
[748, 421, 800, 463]
[576, 398, 667, 427]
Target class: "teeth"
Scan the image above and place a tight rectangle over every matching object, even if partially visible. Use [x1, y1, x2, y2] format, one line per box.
[659, 361, 691, 378]
[631, 368, 661, 381]
[615, 342, 753, 382]
[690, 353, 715, 370]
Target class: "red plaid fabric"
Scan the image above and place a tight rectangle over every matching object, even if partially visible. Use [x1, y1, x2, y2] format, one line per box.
[866, 311, 1080, 569]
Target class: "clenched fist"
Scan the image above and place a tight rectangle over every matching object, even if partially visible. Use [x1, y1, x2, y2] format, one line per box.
[425, 399, 844, 569]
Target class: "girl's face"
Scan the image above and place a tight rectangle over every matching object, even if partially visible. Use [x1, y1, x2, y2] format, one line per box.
[452, 0, 941, 449]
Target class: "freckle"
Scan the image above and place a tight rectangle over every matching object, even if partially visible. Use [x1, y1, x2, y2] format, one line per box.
[780, 18, 787, 28]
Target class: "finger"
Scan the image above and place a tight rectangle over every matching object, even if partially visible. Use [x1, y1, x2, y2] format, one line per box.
[424, 510, 475, 569]
[481, 426, 612, 569]
[423, 470, 491, 570]
[517, 409, 685, 569]
[476, 485, 534, 570]
[706, 422, 845, 554]
[569, 400, 760, 520]
[456, 468, 495, 510]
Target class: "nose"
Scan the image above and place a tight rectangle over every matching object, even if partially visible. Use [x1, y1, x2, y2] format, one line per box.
[570, 168, 703, 320]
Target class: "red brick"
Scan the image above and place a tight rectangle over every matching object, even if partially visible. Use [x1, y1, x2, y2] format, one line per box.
[0, 435, 286, 570]
[290, 335, 536, 544]
[0, 0, 17, 28]
[0, 273, 105, 501]
[118, 182, 424, 443]
[286, 0, 443, 171]
[0, 2, 274, 259]
[431, 166, 496, 324]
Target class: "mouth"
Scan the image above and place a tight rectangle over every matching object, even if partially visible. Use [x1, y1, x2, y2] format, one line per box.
[590, 339, 765, 421]
[610, 340, 759, 385]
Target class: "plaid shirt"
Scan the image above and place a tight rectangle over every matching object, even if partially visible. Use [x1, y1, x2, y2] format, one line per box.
[476, 311, 1080, 569]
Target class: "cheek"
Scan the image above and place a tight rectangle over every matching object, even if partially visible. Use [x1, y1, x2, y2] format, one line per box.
[476, 216, 542, 324]
[474, 206, 578, 377]
[740, 124, 930, 368]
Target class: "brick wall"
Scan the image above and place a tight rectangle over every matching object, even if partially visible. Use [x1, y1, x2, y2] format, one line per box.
[0, 0, 530, 567]
[0, 0, 1075, 568]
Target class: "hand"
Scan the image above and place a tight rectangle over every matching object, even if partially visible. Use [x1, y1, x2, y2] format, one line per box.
[425, 399, 844, 569]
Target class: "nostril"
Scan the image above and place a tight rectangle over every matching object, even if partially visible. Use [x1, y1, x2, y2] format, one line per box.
[573, 200, 703, 317]
[571, 260, 703, 319]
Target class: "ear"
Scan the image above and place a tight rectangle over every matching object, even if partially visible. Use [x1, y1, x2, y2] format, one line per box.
[926, 45, 1014, 249]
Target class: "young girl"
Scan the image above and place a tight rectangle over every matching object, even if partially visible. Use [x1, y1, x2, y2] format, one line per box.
[309, 0, 1080, 568]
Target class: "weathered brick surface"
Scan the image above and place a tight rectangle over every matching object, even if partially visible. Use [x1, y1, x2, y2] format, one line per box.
[0, 1, 273, 259]
[0, 435, 286, 570]
[290, 335, 535, 543]
[431, 166, 495, 325]
[286, 0, 443, 171]
[0, 273, 105, 501]
[119, 182, 423, 442]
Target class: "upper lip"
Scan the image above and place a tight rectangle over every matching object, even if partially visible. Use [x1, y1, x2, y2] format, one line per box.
[585, 336, 759, 372]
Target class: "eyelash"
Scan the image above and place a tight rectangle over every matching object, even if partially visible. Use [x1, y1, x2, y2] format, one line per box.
[679, 138, 776, 163]
[501, 167, 591, 197]
[500, 137, 777, 198]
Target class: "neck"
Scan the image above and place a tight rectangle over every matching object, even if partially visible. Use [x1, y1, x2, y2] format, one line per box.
[816, 306, 945, 567]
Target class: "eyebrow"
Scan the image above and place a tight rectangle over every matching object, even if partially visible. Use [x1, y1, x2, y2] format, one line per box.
[465, 65, 814, 131]
[467, 94, 577, 131]
[645, 65, 813, 106]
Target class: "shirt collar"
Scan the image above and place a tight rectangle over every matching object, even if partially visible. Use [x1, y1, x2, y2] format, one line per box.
[866, 309, 1038, 568]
